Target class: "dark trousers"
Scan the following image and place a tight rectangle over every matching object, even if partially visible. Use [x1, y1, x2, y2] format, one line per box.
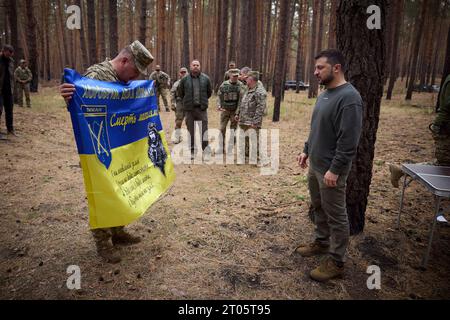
[0, 91, 14, 132]
[185, 107, 208, 154]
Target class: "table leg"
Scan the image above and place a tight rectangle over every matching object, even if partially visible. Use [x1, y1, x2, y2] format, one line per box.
[397, 174, 408, 229]
[421, 196, 442, 269]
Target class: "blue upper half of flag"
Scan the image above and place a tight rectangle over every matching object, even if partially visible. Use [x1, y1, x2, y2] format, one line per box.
[64, 69, 162, 165]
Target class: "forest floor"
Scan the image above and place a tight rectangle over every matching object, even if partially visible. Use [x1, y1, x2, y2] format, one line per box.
[0, 81, 449, 300]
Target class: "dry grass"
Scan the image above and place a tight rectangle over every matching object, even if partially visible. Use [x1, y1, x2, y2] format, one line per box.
[0, 81, 449, 300]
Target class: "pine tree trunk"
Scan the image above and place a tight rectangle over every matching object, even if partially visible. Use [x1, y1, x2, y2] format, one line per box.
[75, 0, 89, 70]
[295, 0, 304, 93]
[228, 0, 238, 64]
[316, 0, 324, 53]
[328, 0, 337, 48]
[180, 0, 190, 67]
[307, 0, 319, 99]
[109, 0, 118, 58]
[87, 0, 97, 65]
[238, 0, 250, 67]
[425, 0, 440, 85]
[8, 0, 22, 65]
[157, 0, 167, 68]
[337, 0, 386, 235]
[45, 1, 51, 81]
[386, 0, 403, 100]
[406, 0, 428, 100]
[98, 0, 106, 60]
[139, 0, 147, 45]
[262, 0, 272, 84]
[272, 0, 291, 122]
[25, 0, 39, 92]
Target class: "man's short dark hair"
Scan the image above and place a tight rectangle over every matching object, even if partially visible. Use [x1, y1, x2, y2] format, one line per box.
[315, 49, 346, 72]
[2, 44, 14, 53]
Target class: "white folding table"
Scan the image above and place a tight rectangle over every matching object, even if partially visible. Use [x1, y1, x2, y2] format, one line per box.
[397, 164, 450, 268]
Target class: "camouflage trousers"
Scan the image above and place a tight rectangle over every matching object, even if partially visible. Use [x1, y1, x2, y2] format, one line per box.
[219, 109, 238, 151]
[157, 88, 170, 111]
[17, 82, 30, 107]
[174, 102, 185, 129]
[91, 226, 125, 242]
[433, 132, 450, 166]
[238, 124, 260, 161]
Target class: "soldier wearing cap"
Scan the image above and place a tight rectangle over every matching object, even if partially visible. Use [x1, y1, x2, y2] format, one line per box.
[59, 40, 154, 264]
[217, 68, 245, 153]
[223, 61, 237, 82]
[14, 59, 32, 108]
[235, 71, 267, 163]
[170, 67, 188, 144]
[149, 65, 171, 112]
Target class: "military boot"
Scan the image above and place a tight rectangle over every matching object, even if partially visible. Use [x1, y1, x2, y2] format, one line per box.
[388, 164, 404, 188]
[310, 256, 344, 282]
[172, 130, 182, 144]
[294, 241, 329, 257]
[95, 239, 121, 264]
[111, 227, 141, 246]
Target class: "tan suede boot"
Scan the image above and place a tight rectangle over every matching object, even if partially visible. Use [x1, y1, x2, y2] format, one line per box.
[389, 164, 404, 188]
[95, 239, 121, 264]
[310, 256, 344, 282]
[294, 241, 329, 257]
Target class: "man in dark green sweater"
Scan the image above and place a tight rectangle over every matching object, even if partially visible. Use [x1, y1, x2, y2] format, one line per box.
[297, 49, 363, 282]
[177, 60, 212, 157]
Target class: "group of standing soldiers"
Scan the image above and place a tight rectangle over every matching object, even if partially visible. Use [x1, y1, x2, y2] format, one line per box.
[163, 59, 268, 163]
[0, 44, 33, 140]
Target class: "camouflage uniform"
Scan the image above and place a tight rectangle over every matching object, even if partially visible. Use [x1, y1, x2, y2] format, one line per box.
[236, 72, 267, 159]
[14, 64, 32, 108]
[78, 40, 154, 263]
[83, 59, 132, 255]
[431, 74, 450, 166]
[217, 70, 245, 152]
[170, 78, 185, 129]
[150, 70, 171, 111]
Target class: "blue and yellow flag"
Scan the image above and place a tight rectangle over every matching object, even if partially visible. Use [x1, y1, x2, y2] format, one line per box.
[64, 69, 175, 229]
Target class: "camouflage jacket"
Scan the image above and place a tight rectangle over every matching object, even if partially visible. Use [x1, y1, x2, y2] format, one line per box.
[14, 66, 32, 83]
[84, 60, 119, 82]
[434, 74, 450, 131]
[170, 79, 182, 107]
[149, 71, 170, 89]
[237, 83, 267, 128]
[0, 54, 14, 95]
[217, 80, 245, 110]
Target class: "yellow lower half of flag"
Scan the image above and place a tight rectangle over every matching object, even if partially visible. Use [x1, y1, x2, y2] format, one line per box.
[79, 132, 175, 229]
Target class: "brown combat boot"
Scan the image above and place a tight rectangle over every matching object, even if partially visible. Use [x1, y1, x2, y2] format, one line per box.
[95, 239, 121, 264]
[111, 227, 141, 246]
[294, 241, 329, 257]
[388, 164, 404, 188]
[310, 256, 344, 282]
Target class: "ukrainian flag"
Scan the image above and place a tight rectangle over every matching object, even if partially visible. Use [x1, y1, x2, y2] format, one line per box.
[64, 69, 175, 229]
